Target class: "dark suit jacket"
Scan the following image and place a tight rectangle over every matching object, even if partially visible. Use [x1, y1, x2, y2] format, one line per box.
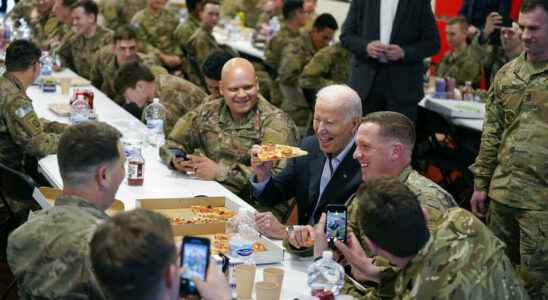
[256, 136, 362, 225]
[340, 0, 440, 103]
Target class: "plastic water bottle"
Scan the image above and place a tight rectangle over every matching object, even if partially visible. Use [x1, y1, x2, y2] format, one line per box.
[143, 98, 166, 146]
[15, 19, 31, 40]
[41, 51, 53, 76]
[70, 94, 90, 124]
[229, 15, 241, 41]
[269, 16, 280, 35]
[3, 19, 13, 42]
[307, 251, 345, 296]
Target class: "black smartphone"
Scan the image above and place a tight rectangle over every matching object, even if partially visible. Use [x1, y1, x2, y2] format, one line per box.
[325, 205, 347, 248]
[180, 236, 211, 296]
[170, 148, 189, 161]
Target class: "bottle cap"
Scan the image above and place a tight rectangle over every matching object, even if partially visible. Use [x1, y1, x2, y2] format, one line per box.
[322, 251, 333, 260]
[153, 97, 160, 104]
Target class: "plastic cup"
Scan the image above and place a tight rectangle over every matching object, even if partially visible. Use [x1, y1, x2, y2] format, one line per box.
[235, 264, 256, 299]
[60, 78, 71, 95]
[263, 267, 284, 300]
[255, 281, 279, 300]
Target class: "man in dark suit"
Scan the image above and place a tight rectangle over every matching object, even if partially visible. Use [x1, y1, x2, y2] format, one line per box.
[250, 84, 362, 245]
[340, 0, 440, 122]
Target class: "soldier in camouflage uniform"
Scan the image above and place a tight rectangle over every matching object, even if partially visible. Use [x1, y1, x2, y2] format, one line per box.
[49, 0, 77, 50]
[57, 0, 113, 79]
[469, 1, 548, 298]
[160, 58, 297, 199]
[278, 13, 337, 130]
[221, 0, 265, 28]
[299, 42, 351, 97]
[27, 0, 54, 48]
[98, 0, 147, 31]
[115, 62, 207, 135]
[436, 16, 481, 86]
[317, 177, 529, 300]
[173, 0, 203, 45]
[7, 122, 124, 300]
[301, 0, 316, 33]
[5, 0, 37, 24]
[131, 0, 182, 69]
[91, 26, 166, 103]
[254, 0, 283, 30]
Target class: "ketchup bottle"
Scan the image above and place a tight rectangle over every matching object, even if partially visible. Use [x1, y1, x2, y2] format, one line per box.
[127, 146, 144, 186]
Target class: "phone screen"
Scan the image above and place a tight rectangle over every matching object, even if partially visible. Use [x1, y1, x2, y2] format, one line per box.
[325, 209, 347, 243]
[180, 237, 210, 295]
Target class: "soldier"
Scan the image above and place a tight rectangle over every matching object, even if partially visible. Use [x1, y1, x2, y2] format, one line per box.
[27, 0, 55, 48]
[301, 0, 316, 32]
[131, 0, 182, 69]
[115, 62, 207, 135]
[470, 13, 524, 86]
[299, 42, 351, 100]
[159, 58, 298, 199]
[5, 0, 37, 24]
[91, 26, 166, 104]
[98, 0, 147, 31]
[49, 0, 76, 50]
[436, 16, 481, 86]
[278, 13, 337, 131]
[57, 0, 113, 79]
[312, 177, 529, 299]
[173, 0, 204, 45]
[7, 122, 124, 300]
[221, 0, 265, 28]
[469, 0, 548, 297]
[201, 49, 235, 101]
[255, 0, 283, 30]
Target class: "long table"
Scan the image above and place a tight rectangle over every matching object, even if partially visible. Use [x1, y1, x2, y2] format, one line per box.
[30, 69, 314, 299]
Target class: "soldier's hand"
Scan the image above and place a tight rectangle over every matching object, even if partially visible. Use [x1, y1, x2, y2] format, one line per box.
[255, 211, 286, 239]
[483, 12, 503, 39]
[470, 190, 488, 218]
[335, 233, 381, 283]
[288, 225, 315, 249]
[366, 41, 386, 59]
[250, 144, 273, 182]
[173, 157, 196, 174]
[188, 154, 218, 180]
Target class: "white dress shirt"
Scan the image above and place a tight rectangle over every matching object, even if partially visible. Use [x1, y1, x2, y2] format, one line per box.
[380, 0, 400, 45]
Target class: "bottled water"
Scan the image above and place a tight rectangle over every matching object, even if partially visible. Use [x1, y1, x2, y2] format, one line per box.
[70, 94, 90, 124]
[15, 19, 31, 40]
[307, 251, 345, 295]
[143, 98, 166, 146]
[41, 51, 53, 76]
[269, 16, 280, 35]
[228, 15, 241, 41]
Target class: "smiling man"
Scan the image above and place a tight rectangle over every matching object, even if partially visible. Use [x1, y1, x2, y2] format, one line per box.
[160, 58, 297, 200]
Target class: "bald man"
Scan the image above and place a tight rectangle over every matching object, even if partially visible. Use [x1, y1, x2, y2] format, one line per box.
[160, 58, 298, 200]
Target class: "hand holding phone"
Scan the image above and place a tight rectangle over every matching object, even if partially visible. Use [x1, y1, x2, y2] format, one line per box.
[180, 236, 211, 296]
[325, 205, 347, 248]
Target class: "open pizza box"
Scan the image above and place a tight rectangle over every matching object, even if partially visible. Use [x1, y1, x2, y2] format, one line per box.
[136, 196, 284, 265]
[36, 187, 125, 216]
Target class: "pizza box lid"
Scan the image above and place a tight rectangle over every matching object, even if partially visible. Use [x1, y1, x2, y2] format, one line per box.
[37, 187, 124, 216]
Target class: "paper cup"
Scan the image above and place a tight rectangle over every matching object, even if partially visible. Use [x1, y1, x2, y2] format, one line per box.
[255, 281, 279, 300]
[60, 78, 71, 95]
[235, 264, 256, 299]
[263, 267, 284, 300]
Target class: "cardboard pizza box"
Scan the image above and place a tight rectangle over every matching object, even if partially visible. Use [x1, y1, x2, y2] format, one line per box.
[37, 187, 125, 216]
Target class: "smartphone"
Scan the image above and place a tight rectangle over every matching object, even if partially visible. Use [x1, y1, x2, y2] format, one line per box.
[325, 205, 347, 248]
[180, 236, 210, 296]
[170, 148, 189, 161]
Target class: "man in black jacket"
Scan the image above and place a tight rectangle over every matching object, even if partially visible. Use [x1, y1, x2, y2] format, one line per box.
[340, 0, 439, 122]
[250, 84, 362, 244]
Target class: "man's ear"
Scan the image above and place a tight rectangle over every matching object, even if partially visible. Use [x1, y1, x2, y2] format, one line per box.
[391, 143, 404, 161]
[95, 164, 109, 189]
[164, 263, 179, 290]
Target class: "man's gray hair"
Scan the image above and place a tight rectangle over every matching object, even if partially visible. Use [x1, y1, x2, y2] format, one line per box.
[316, 84, 362, 119]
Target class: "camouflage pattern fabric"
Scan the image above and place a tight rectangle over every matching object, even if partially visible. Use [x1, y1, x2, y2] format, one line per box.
[264, 22, 300, 71]
[436, 46, 482, 86]
[255, 9, 282, 30]
[220, 0, 265, 28]
[301, 11, 316, 33]
[469, 33, 517, 85]
[99, 0, 147, 31]
[174, 14, 200, 46]
[299, 42, 351, 95]
[29, 10, 54, 49]
[45, 18, 73, 53]
[7, 195, 108, 299]
[5, 0, 37, 24]
[159, 96, 298, 199]
[184, 27, 223, 87]
[131, 7, 181, 57]
[58, 25, 113, 79]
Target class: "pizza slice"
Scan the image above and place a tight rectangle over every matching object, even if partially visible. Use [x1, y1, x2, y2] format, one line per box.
[257, 144, 308, 161]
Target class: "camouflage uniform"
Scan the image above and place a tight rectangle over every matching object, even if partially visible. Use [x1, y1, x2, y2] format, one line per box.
[299, 42, 351, 95]
[278, 32, 318, 128]
[58, 25, 113, 79]
[436, 46, 482, 86]
[264, 22, 300, 72]
[255, 9, 282, 30]
[184, 27, 224, 87]
[99, 0, 147, 31]
[29, 12, 57, 50]
[7, 195, 108, 299]
[159, 96, 298, 199]
[220, 0, 265, 28]
[174, 14, 200, 45]
[91, 45, 166, 104]
[5, 0, 37, 24]
[469, 33, 518, 85]
[469, 53, 548, 298]
[301, 11, 316, 33]
[46, 18, 73, 53]
[131, 7, 181, 58]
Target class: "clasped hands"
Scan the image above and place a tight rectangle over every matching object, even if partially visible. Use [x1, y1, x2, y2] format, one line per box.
[367, 41, 405, 61]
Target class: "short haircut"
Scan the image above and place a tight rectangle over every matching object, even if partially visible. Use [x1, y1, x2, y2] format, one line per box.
[72, 0, 98, 17]
[113, 26, 138, 43]
[202, 50, 235, 80]
[283, 0, 304, 20]
[313, 13, 338, 31]
[357, 177, 430, 257]
[316, 84, 362, 119]
[115, 62, 155, 95]
[361, 111, 416, 148]
[203, 0, 219, 6]
[186, 0, 203, 12]
[90, 209, 176, 300]
[62, 0, 78, 7]
[58, 122, 122, 185]
[520, 0, 548, 12]
[447, 16, 468, 31]
[5, 39, 41, 72]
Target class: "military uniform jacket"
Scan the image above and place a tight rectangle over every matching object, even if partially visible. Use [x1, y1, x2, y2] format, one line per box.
[58, 25, 113, 79]
[0, 73, 63, 171]
[99, 0, 147, 31]
[7, 195, 108, 299]
[160, 96, 297, 196]
[470, 53, 548, 210]
[5, 0, 37, 24]
[469, 33, 517, 85]
[264, 22, 300, 71]
[131, 7, 181, 57]
[278, 32, 318, 86]
[185, 27, 222, 84]
[174, 14, 200, 45]
[46, 18, 73, 53]
[393, 208, 529, 299]
[299, 42, 352, 93]
[436, 46, 481, 86]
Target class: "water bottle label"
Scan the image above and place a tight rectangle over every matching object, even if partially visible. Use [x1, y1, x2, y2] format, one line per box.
[236, 248, 253, 257]
[147, 119, 164, 133]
